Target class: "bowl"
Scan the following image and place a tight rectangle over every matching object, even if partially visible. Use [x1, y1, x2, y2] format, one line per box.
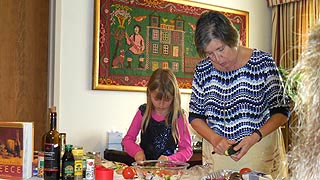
[132, 160, 189, 180]
[200, 169, 236, 180]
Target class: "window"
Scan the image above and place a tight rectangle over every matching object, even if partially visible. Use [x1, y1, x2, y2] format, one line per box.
[172, 62, 179, 72]
[161, 30, 170, 44]
[162, 62, 169, 69]
[172, 31, 180, 44]
[152, 44, 159, 54]
[172, 46, 179, 57]
[163, 44, 169, 55]
[152, 29, 159, 40]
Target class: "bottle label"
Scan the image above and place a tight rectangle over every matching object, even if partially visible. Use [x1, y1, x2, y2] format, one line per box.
[44, 143, 60, 172]
[63, 162, 74, 178]
[74, 160, 83, 176]
[85, 158, 95, 179]
[38, 151, 45, 177]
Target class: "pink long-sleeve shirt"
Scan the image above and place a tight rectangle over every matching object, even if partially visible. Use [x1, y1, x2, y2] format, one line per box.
[122, 108, 193, 162]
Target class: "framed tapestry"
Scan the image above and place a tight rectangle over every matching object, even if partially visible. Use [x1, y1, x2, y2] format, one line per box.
[92, 0, 249, 93]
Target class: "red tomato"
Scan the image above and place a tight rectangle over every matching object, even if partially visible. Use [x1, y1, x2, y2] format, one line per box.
[122, 166, 135, 179]
[239, 167, 252, 175]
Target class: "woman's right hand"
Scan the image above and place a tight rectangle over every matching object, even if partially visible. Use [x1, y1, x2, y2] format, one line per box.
[212, 137, 237, 155]
[134, 151, 146, 161]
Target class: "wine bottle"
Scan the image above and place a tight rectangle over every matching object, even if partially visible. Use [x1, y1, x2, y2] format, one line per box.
[62, 144, 75, 180]
[44, 106, 60, 180]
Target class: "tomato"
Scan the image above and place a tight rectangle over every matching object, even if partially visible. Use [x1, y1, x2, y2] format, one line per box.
[122, 166, 135, 179]
[239, 167, 252, 175]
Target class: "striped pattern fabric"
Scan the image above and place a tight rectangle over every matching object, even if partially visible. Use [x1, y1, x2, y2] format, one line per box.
[266, 0, 301, 7]
[189, 49, 290, 142]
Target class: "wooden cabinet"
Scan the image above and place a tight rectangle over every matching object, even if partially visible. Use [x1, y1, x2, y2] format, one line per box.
[0, 0, 49, 151]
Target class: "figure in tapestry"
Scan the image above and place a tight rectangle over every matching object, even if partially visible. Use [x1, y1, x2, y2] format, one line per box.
[125, 24, 145, 69]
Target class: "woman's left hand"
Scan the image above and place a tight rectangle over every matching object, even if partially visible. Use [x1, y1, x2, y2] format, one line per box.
[229, 135, 259, 161]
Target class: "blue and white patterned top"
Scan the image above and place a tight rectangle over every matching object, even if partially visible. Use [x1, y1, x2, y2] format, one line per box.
[188, 49, 290, 142]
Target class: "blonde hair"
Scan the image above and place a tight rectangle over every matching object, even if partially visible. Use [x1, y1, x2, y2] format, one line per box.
[286, 20, 320, 180]
[142, 68, 184, 143]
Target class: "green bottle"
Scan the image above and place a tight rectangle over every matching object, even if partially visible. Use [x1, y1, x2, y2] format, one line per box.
[62, 144, 75, 180]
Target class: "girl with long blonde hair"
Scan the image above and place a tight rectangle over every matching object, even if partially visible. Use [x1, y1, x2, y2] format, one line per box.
[122, 68, 193, 162]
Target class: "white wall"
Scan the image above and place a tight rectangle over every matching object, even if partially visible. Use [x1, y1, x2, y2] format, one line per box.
[52, 0, 271, 154]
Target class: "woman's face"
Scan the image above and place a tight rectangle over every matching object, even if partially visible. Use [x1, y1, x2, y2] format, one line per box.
[204, 39, 238, 71]
[150, 91, 173, 114]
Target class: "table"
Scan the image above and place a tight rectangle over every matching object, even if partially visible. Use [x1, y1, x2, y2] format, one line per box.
[104, 149, 202, 167]
[27, 174, 127, 180]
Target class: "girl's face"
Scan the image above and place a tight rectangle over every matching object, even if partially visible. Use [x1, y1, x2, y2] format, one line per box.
[150, 91, 173, 114]
[204, 39, 238, 71]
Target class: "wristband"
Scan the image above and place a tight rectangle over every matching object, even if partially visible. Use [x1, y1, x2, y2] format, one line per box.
[254, 129, 263, 142]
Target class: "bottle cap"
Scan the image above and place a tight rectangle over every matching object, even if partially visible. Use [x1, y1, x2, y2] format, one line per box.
[65, 144, 73, 151]
[49, 106, 56, 112]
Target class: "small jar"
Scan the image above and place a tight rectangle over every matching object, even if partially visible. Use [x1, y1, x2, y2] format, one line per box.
[72, 146, 84, 180]
[87, 151, 101, 166]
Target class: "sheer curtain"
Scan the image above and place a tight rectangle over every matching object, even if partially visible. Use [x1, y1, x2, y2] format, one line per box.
[266, 0, 320, 153]
[267, 0, 320, 69]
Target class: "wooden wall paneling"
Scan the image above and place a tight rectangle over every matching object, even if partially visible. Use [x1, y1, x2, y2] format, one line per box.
[0, 0, 49, 151]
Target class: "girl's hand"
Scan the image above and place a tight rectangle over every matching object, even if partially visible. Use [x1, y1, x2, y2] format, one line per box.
[158, 155, 168, 161]
[134, 151, 146, 161]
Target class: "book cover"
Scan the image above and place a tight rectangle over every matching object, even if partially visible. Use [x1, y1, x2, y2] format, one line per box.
[0, 122, 34, 179]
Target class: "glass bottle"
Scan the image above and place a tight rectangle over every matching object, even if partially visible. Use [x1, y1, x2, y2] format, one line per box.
[59, 133, 67, 156]
[44, 106, 60, 180]
[62, 144, 75, 180]
[59, 133, 67, 178]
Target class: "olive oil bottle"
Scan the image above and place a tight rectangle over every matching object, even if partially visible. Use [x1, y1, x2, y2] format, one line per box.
[62, 144, 75, 180]
[44, 106, 60, 180]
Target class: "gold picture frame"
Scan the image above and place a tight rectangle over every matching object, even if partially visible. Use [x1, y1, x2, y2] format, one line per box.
[92, 0, 249, 93]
